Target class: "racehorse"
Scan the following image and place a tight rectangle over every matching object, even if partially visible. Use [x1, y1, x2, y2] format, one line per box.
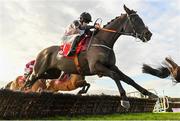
[142, 57, 180, 83]
[5, 76, 47, 92]
[24, 5, 157, 109]
[5, 74, 89, 94]
[46, 74, 90, 94]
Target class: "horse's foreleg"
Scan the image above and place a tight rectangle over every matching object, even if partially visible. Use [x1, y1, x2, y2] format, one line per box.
[111, 65, 158, 99]
[109, 66, 132, 109]
[77, 83, 90, 95]
[76, 80, 90, 95]
[23, 73, 38, 89]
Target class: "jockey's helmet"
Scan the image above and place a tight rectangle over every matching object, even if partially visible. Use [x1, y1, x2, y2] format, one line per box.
[80, 12, 92, 23]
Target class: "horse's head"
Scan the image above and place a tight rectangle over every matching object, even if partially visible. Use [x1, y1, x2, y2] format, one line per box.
[123, 5, 152, 42]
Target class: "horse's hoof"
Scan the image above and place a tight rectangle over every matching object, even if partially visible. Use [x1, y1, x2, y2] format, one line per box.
[121, 100, 130, 109]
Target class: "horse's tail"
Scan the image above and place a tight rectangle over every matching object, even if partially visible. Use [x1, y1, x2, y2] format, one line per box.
[4, 81, 13, 89]
[142, 64, 170, 78]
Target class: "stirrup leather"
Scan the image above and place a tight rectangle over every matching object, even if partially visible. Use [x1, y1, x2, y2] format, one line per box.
[74, 54, 81, 74]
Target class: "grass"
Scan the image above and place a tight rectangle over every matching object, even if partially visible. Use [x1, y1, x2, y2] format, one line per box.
[44, 112, 180, 120]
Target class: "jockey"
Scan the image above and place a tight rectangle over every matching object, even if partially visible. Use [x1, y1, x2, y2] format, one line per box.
[61, 12, 100, 56]
[24, 60, 35, 78]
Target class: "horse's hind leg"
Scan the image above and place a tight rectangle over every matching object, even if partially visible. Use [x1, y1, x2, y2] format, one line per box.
[24, 54, 58, 88]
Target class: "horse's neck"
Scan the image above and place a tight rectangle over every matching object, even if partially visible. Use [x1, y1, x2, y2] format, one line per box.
[93, 14, 127, 48]
[176, 68, 180, 81]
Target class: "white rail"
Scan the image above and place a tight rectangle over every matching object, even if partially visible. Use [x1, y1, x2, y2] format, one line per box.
[127, 89, 158, 98]
[153, 96, 169, 112]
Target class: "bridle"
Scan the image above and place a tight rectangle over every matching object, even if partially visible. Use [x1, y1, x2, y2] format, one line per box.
[126, 13, 148, 42]
[100, 13, 148, 40]
[91, 13, 148, 50]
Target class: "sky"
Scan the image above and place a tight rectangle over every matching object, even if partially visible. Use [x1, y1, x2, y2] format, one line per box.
[0, 0, 180, 97]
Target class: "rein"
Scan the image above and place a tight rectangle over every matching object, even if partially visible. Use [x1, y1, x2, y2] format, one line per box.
[98, 27, 134, 36]
[89, 13, 146, 50]
[98, 13, 145, 37]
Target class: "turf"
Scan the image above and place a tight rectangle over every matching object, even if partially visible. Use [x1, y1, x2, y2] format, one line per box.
[44, 112, 180, 120]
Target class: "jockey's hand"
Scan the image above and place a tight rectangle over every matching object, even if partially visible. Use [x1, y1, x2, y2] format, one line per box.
[95, 23, 101, 29]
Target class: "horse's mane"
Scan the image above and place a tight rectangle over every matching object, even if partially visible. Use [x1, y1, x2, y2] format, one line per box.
[103, 14, 126, 28]
[93, 14, 126, 35]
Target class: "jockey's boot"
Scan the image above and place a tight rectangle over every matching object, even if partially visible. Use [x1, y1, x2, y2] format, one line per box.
[67, 36, 80, 56]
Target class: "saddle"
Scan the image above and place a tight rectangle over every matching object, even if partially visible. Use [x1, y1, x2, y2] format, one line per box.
[58, 35, 90, 73]
[59, 36, 90, 57]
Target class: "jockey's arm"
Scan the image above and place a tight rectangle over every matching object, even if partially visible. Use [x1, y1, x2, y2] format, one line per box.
[79, 25, 95, 30]
[73, 20, 95, 30]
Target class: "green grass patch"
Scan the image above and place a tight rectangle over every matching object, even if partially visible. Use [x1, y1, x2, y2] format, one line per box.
[45, 112, 180, 120]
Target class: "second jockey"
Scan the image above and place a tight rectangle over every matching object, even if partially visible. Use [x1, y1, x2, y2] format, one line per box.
[24, 60, 35, 78]
[61, 12, 100, 56]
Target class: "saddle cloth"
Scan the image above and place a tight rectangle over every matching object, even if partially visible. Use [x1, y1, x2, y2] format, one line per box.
[59, 36, 90, 57]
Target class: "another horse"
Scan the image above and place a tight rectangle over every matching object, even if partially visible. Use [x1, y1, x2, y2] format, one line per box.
[5, 76, 47, 92]
[142, 57, 180, 83]
[46, 74, 90, 94]
[24, 5, 157, 109]
[5, 74, 90, 94]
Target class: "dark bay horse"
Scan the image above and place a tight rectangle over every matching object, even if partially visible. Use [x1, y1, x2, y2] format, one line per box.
[24, 5, 157, 109]
[142, 57, 180, 83]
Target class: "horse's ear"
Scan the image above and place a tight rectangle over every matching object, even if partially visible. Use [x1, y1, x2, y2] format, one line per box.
[123, 4, 132, 15]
